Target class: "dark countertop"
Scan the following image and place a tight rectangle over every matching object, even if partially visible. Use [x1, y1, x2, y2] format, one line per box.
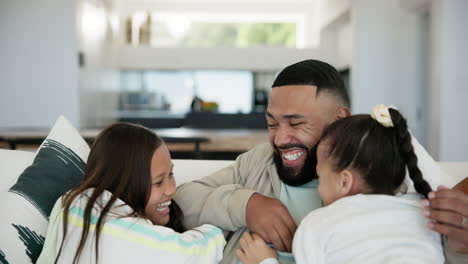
[119, 112, 268, 129]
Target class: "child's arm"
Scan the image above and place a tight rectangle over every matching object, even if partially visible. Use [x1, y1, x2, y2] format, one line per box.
[236, 232, 278, 264]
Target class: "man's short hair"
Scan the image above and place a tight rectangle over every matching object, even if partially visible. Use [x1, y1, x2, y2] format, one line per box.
[272, 59, 350, 107]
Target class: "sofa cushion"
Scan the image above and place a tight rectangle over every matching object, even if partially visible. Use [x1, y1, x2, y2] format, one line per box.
[438, 162, 468, 185]
[0, 149, 34, 192]
[9, 138, 87, 218]
[0, 116, 89, 263]
[173, 159, 233, 186]
[404, 137, 459, 193]
[0, 192, 49, 263]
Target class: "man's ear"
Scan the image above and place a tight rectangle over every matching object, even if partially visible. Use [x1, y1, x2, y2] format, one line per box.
[335, 106, 351, 120]
[338, 169, 354, 196]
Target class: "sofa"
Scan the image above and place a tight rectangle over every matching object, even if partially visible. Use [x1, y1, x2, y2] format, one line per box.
[0, 116, 467, 263]
[0, 149, 234, 192]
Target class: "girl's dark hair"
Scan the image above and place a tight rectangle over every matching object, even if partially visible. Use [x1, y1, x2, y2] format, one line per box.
[55, 123, 185, 264]
[320, 109, 432, 198]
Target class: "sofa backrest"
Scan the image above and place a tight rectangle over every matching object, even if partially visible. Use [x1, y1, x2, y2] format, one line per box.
[0, 149, 234, 190]
[437, 162, 468, 184]
[1, 149, 467, 191]
[173, 159, 233, 186]
[0, 149, 35, 192]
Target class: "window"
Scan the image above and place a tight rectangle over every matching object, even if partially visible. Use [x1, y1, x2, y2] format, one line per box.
[126, 12, 302, 48]
[120, 70, 253, 114]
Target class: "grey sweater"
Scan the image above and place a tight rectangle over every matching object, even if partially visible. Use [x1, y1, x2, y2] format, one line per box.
[175, 143, 280, 264]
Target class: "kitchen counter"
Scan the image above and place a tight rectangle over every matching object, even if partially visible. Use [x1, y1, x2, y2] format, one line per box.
[155, 128, 269, 152]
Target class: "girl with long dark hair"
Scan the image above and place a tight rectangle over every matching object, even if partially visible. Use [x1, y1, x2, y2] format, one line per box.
[37, 123, 225, 264]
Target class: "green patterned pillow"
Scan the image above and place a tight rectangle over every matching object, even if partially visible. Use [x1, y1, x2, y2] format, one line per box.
[9, 139, 86, 218]
[0, 116, 89, 263]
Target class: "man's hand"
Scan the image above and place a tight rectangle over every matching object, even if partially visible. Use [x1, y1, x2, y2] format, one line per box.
[237, 232, 278, 264]
[245, 193, 297, 252]
[422, 185, 468, 254]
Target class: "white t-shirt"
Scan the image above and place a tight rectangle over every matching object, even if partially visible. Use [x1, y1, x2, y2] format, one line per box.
[292, 193, 444, 264]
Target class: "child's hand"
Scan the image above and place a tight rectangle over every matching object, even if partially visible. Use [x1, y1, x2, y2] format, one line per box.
[236, 232, 278, 264]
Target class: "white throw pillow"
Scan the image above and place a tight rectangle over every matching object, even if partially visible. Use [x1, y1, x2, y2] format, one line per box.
[0, 192, 49, 263]
[0, 116, 89, 263]
[404, 136, 458, 193]
[0, 149, 34, 192]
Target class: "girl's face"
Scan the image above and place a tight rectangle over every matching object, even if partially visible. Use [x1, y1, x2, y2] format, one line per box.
[316, 142, 345, 206]
[145, 143, 176, 225]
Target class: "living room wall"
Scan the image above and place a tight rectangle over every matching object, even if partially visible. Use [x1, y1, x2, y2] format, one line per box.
[0, 0, 80, 128]
[351, 0, 426, 145]
[77, 0, 121, 128]
[432, 0, 468, 161]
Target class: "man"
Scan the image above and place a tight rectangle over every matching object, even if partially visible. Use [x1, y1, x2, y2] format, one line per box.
[423, 185, 468, 263]
[175, 60, 468, 264]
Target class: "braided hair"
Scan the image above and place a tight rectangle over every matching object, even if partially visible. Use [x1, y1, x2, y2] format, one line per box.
[388, 109, 432, 197]
[320, 109, 432, 198]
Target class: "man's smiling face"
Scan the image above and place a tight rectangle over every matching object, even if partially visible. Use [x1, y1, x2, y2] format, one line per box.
[267, 85, 338, 186]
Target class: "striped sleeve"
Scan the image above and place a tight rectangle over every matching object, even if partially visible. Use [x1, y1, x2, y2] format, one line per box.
[61, 205, 226, 263]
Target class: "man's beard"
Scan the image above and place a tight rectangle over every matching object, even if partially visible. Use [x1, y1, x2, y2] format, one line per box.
[273, 144, 318, 186]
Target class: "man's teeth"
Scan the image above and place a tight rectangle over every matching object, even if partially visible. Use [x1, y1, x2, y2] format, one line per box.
[283, 152, 304, 161]
[156, 200, 171, 212]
